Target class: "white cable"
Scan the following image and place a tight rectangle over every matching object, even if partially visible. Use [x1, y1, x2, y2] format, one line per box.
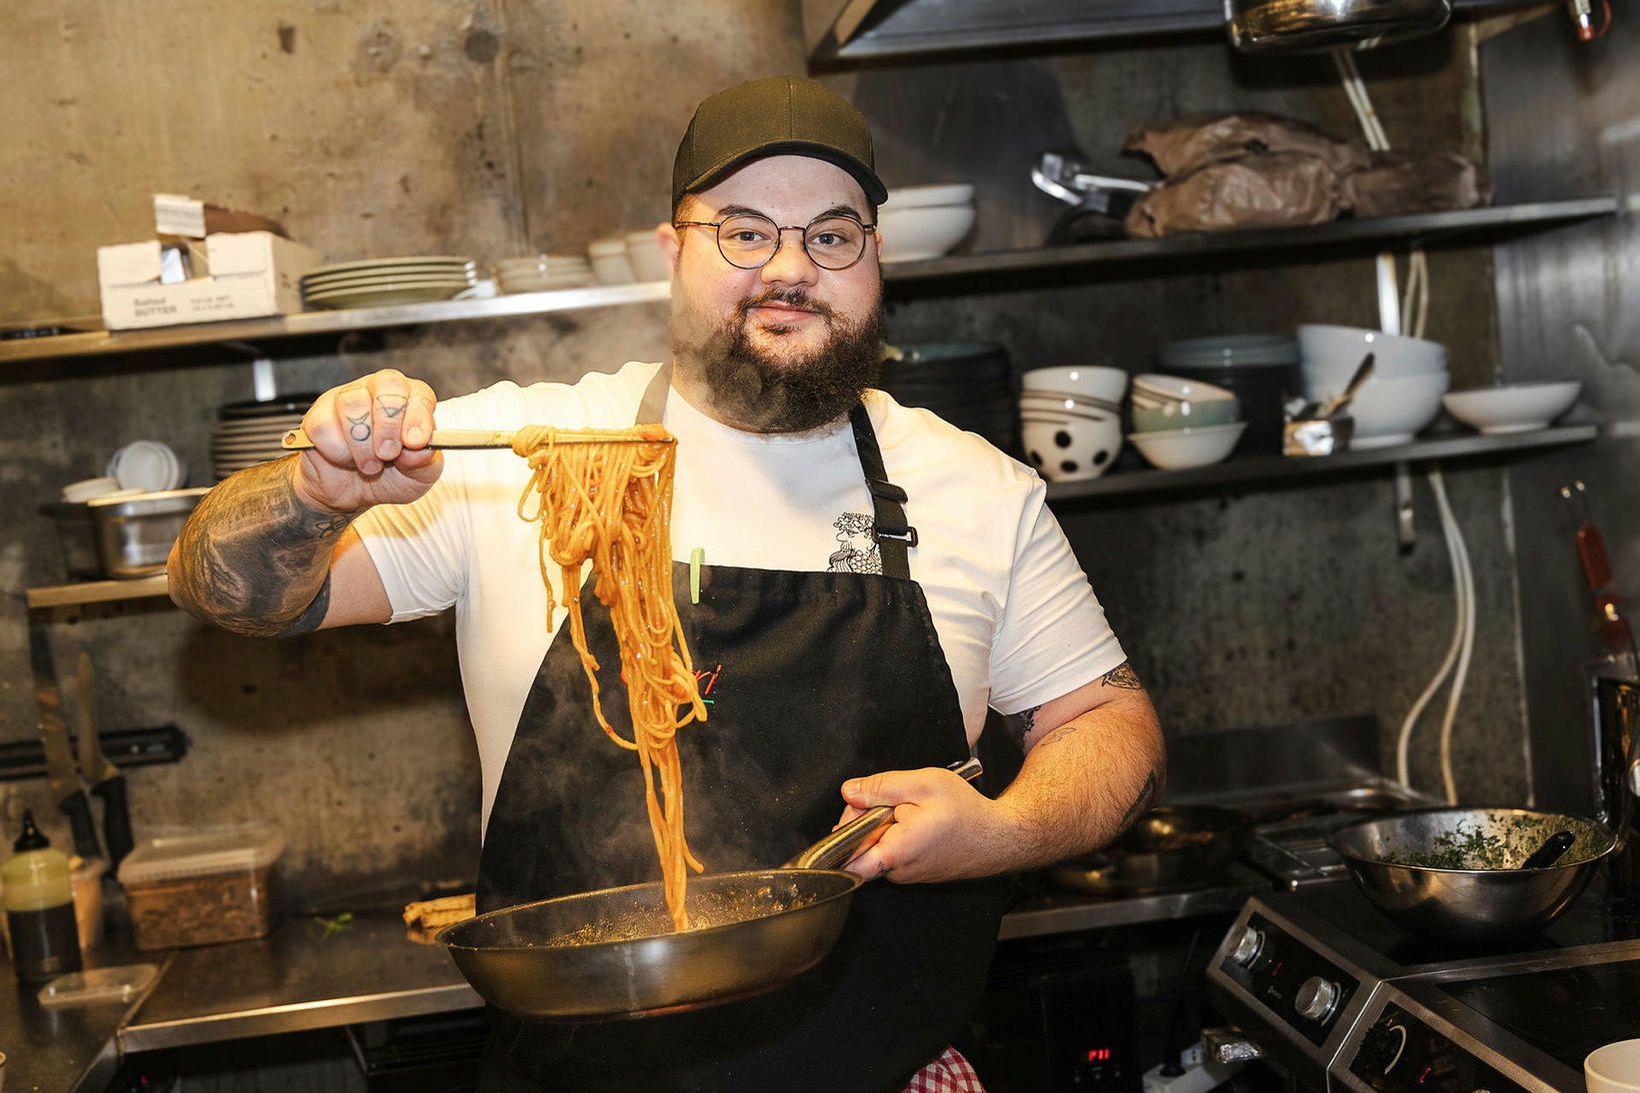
[1397, 472, 1469, 787]
[1430, 469, 1476, 804]
[1335, 50, 1453, 795]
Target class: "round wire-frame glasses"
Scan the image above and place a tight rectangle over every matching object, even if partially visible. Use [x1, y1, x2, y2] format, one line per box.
[672, 211, 877, 271]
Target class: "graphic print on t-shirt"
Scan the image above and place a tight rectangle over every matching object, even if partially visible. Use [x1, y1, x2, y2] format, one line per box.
[827, 512, 882, 574]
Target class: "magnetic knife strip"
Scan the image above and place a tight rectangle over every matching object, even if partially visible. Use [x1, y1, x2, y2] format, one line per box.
[0, 724, 188, 782]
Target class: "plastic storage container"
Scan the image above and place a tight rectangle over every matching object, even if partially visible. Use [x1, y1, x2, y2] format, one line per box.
[117, 823, 284, 950]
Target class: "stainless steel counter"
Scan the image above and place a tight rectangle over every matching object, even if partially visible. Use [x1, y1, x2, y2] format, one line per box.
[3, 883, 1252, 1091]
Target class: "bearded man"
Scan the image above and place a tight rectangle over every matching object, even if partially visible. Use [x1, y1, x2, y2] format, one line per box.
[168, 75, 1163, 1093]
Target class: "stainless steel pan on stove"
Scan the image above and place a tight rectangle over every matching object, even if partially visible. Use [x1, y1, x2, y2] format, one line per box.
[440, 758, 981, 1020]
[1329, 806, 1616, 944]
[1049, 805, 1245, 897]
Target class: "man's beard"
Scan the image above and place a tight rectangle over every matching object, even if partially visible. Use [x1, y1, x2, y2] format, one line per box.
[670, 287, 883, 435]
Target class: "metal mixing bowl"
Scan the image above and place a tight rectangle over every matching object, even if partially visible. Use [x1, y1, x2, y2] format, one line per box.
[1328, 807, 1616, 944]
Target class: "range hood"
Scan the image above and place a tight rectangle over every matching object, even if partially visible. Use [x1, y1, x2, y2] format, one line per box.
[1225, 0, 1453, 52]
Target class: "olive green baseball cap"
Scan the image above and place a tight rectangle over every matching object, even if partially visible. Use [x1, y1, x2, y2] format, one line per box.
[672, 75, 888, 211]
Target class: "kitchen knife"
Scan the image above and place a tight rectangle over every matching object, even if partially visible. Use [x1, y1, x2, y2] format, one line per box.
[73, 653, 133, 868]
[27, 625, 100, 859]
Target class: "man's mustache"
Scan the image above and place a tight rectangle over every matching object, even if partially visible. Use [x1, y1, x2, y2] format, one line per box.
[737, 289, 836, 321]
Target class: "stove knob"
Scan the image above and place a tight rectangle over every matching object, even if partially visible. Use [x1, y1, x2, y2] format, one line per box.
[1295, 976, 1341, 1023]
[1230, 926, 1265, 966]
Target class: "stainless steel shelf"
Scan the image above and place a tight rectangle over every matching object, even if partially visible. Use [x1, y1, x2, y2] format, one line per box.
[25, 574, 170, 609]
[1045, 423, 1599, 504]
[0, 281, 671, 365]
[3, 200, 1614, 368]
[808, 0, 1537, 61]
[882, 198, 1619, 284]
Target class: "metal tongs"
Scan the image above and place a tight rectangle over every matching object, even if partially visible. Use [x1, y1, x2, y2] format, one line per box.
[1031, 151, 1152, 214]
[281, 427, 673, 451]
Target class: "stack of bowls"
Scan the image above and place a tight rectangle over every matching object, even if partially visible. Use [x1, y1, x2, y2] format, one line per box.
[495, 255, 596, 293]
[1018, 366, 1126, 482]
[211, 395, 316, 481]
[588, 237, 637, 285]
[625, 229, 672, 282]
[878, 183, 976, 263]
[881, 343, 1017, 456]
[1156, 336, 1302, 456]
[1297, 325, 1449, 449]
[1127, 375, 1246, 470]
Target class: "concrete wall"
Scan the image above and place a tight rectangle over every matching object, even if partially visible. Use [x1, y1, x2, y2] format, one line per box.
[0, 2, 1550, 913]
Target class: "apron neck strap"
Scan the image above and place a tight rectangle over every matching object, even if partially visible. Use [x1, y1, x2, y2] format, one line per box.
[637, 367, 915, 580]
[849, 403, 915, 580]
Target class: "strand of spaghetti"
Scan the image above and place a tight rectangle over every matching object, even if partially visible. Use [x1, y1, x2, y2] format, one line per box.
[511, 424, 706, 931]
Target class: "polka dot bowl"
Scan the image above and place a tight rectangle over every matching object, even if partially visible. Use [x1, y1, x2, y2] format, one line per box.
[1021, 412, 1123, 482]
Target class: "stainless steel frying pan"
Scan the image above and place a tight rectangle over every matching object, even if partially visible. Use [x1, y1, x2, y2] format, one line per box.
[439, 757, 982, 1020]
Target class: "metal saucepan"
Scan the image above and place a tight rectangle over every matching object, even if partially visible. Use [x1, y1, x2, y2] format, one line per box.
[1328, 806, 1617, 944]
[1049, 805, 1246, 897]
[439, 758, 982, 1020]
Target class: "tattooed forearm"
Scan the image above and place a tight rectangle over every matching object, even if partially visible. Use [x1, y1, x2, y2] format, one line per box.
[1100, 661, 1143, 690]
[167, 457, 355, 637]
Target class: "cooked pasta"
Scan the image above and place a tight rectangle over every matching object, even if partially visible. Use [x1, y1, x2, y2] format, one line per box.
[512, 425, 708, 931]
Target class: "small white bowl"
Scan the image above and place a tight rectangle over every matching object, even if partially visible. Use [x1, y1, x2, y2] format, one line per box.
[1021, 415, 1123, 482]
[1588, 1039, 1640, 1093]
[889, 183, 975, 209]
[1298, 324, 1448, 378]
[1128, 422, 1246, 470]
[1441, 381, 1581, 435]
[1303, 369, 1449, 449]
[587, 237, 636, 285]
[1017, 392, 1121, 417]
[1132, 373, 1238, 404]
[877, 204, 975, 262]
[625, 229, 672, 282]
[1021, 366, 1128, 402]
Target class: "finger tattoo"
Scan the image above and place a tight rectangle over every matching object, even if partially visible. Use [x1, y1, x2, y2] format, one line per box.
[346, 411, 372, 442]
[377, 394, 408, 419]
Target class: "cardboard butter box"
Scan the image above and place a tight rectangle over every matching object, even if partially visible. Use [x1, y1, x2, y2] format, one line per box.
[97, 231, 319, 330]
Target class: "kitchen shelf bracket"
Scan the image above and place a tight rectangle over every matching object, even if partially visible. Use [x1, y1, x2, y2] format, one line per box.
[1394, 463, 1417, 552]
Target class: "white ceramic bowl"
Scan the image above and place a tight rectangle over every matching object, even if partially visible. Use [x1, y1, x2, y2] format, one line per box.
[1021, 414, 1123, 482]
[877, 204, 975, 262]
[1298, 324, 1448, 379]
[625, 229, 672, 282]
[1128, 422, 1247, 470]
[62, 476, 122, 503]
[889, 183, 976, 209]
[587, 237, 636, 285]
[1132, 373, 1238, 404]
[1441, 381, 1581, 434]
[1021, 366, 1128, 402]
[1303, 369, 1450, 449]
[1018, 392, 1122, 418]
[1588, 1039, 1640, 1093]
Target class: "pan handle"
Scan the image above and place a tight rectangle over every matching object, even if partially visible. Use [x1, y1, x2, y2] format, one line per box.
[786, 757, 983, 870]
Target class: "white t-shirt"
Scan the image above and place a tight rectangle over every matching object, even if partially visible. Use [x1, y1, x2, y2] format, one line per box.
[353, 361, 1126, 832]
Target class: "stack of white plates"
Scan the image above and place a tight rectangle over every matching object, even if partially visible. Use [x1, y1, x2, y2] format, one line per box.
[495, 255, 596, 293]
[301, 257, 477, 310]
[211, 395, 315, 480]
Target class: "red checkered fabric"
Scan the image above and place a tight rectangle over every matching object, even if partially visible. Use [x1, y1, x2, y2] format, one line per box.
[901, 1046, 987, 1093]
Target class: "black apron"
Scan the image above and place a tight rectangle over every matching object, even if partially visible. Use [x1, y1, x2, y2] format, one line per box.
[476, 366, 1010, 1092]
